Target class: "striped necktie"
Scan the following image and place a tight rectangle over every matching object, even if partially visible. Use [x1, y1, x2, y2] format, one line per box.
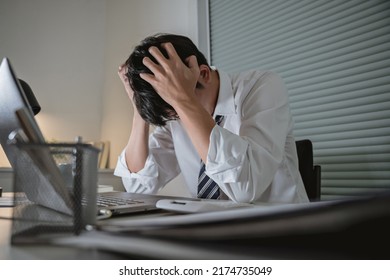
[197, 115, 224, 199]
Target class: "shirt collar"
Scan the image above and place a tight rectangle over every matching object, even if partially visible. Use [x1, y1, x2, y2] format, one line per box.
[212, 69, 236, 117]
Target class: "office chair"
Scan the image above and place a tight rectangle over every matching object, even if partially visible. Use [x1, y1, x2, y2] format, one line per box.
[295, 139, 321, 201]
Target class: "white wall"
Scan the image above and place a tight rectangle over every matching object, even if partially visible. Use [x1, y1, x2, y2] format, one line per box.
[0, 0, 106, 165]
[0, 0, 198, 196]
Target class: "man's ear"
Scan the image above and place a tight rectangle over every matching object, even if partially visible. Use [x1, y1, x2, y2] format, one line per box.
[198, 65, 211, 85]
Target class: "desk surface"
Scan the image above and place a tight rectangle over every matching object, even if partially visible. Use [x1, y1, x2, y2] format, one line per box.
[0, 207, 252, 260]
[1, 192, 390, 260]
[0, 206, 124, 260]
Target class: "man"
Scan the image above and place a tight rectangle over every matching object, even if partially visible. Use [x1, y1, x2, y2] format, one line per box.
[114, 33, 309, 203]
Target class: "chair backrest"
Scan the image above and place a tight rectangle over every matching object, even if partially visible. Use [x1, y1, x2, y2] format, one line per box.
[295, 139, 321, 201]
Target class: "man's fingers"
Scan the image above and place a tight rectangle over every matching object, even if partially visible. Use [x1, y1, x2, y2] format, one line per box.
[118, 63, 126, 76]
[148, 46, 170, 69]
[163, 42, 180, 60]
[117, 63, 135, 101]
[186, 55, 198, 70]
[139, 72, 156, 86]
[142, 56, 162, 76]
[185, 55, 200, 80]
[118, 63, 125, 71]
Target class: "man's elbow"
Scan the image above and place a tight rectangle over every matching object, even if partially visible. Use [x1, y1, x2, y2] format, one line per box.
[230, 189, 257, 204]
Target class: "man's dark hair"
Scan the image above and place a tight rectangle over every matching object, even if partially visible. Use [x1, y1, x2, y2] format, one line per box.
[125, 33, 209, 126]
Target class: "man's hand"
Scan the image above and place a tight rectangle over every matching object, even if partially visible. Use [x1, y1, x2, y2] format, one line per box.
[139, 43, 200, 109]
[118, 63, 134, 102]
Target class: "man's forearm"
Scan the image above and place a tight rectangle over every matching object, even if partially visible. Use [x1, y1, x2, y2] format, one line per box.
[125, 110, 150, 173]
[174, 100, 215, 163]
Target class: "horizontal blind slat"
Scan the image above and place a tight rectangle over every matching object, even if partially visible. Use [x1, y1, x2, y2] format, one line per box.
[322, 162, 390, 172]
[313, 136, 390, 149]
[315, 153, 390, 164]
[323, 171, 390, 180]
[297, 121, 390, 141]
[295, 127, 390, 142]
[315, 144, 390, 157]
[292, 101, 390, 120]
[322, 179, 390, 188]
[294, 110, 390, 130]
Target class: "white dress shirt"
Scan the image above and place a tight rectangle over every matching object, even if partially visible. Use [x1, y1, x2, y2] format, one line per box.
[114, 69, 309, 203]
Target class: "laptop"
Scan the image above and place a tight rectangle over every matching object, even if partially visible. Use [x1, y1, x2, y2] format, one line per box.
[0, 57, 196, 217]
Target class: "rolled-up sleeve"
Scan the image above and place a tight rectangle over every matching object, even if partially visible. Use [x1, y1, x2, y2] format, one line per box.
[114, 151, 160, 193]
[114, 125, 180, 194]
[207, 127, 248, 183]
[205, 72, 291, 203]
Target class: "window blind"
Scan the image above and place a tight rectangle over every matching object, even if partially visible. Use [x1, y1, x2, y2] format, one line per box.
[208, 0, 390, 200]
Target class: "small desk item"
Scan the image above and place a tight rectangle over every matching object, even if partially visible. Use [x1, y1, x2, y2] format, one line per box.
[156, 199, 253, 213]
[12, 108, 74, 215]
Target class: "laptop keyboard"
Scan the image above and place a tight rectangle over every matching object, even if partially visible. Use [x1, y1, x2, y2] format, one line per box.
[96, 194, 144, 207]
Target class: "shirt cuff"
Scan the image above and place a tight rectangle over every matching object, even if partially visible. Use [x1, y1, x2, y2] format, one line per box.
[114, 149, 159, 190]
